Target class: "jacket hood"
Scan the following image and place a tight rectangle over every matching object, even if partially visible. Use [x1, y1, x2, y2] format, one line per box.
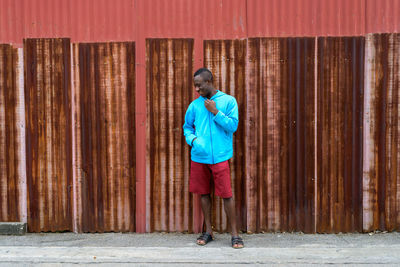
[201, 90, 225, 100]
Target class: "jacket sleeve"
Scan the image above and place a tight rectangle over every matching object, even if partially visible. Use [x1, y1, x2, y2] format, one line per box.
[183, 104, 197, 146]
[213, 97, 239, 133]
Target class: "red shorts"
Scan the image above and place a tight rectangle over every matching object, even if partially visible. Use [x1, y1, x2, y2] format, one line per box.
[189, 160, 232, 198]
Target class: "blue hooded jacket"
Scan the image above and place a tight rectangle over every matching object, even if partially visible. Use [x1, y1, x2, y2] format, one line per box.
[183, 90, 239, 164]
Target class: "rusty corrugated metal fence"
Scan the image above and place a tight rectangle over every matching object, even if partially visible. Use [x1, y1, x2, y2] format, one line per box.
[24, 39, 73, 232]
[0, 44, 25, 223]
[146, 39, 195, 232]
[142, 34, 399, 233]
[204, 38, 316, 233]
[363, 34, 400, 232]
[317, 37, 365, 232]
[24, 39, 72, 232]
[204, 40, 247, 233]
[1, 32, 400, 232]
[72, 42, 136, 232]
[0, 0, 396, 234]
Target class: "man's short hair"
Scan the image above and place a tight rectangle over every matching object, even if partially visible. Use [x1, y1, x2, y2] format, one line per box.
[194, 68, 213, 82]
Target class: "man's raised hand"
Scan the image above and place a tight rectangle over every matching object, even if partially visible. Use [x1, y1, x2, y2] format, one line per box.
[204, 99, 218, 115]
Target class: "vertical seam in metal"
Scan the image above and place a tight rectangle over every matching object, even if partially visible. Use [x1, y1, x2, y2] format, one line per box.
[364, 0, 368, 34]
[362, 34, 372, 231]
[193, 34, 204, 234]
[245, 0, 249, 38]
[17, 47, 28, 224]
[70, 43, 79, 233]
[134, 0, 147, 233]
[314, 37, 318, 233]
[244, 37, 250, 232]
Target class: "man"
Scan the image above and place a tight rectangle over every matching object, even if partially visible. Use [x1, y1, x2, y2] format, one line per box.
[183, 68, 244, 249]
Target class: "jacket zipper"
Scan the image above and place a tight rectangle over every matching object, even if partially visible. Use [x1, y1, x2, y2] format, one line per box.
[209, 111, 214, 164]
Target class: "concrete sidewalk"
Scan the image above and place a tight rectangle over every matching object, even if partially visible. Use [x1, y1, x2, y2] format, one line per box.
[0, 232, 399, 266]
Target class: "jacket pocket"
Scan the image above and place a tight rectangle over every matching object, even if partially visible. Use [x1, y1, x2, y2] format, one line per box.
[192, 136, 208, 156]
[215, 133, 232, 155]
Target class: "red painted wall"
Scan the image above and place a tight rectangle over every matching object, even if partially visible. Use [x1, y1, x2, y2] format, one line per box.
[1, 0, 399, 45]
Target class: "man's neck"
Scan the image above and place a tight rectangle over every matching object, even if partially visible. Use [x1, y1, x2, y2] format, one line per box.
[207, 89, 218, 99]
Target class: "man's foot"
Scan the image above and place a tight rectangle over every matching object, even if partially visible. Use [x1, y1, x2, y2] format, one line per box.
[231, 236, 244, 249]
[196, 232, 214, 246]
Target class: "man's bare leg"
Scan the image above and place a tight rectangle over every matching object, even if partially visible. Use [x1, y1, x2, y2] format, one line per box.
[223, 197, 243, 248]
[198, 194, 213, 245]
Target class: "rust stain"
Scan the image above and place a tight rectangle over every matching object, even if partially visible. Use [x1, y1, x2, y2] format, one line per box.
[0, 44, 21, 222]
[146, 39, 194, 232]
[317, 37, 364, 233]
[281, 38, 316, 233]
[0, 33, 398, 234]
[74, 42, 136, 232]
[205, 38, 315, 233]
[24, 38, 73, 232]
[363, 33, 400, 232]
[204, 39, 247, 233]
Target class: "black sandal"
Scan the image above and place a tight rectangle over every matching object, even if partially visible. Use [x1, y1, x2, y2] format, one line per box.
[231, 236, 244, 249]
[196, 232, 214, 246]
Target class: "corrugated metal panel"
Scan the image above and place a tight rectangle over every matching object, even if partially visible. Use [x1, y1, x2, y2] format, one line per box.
[146, 39, 195, 232]
[72, 42, 136, 232]
[24, 38, 73, 232]
[366, 0, 400, 34]
[2, 0, 400, 45]
[0, 0, 398, 235]
[134, 0, 147, 233]
[247, 0, 366, 37]
[0, 44, 23, 222]
[363, 33, 400, 232]
[205, 38, 315, 233]
[0, 0, 136, 44]
[0, 1, 398, 235]
[204, 40, 247, 232]
[140, 0, 247, 39]
[0, 0, 246, 44]
[317, 37, 365, 233]
[269, 37, 316, 233]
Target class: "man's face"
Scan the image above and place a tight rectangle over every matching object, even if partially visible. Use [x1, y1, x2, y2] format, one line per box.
[194, 75, 212, 98]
